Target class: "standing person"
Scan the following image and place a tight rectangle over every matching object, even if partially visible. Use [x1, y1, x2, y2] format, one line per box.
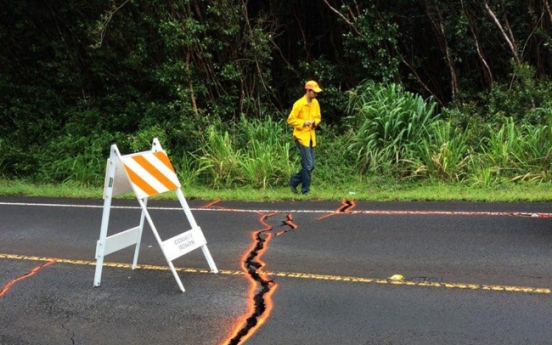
[287, 80, 323, 195]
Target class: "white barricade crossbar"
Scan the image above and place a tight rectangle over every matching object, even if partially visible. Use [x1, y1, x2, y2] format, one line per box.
[93, 138, 218, 293]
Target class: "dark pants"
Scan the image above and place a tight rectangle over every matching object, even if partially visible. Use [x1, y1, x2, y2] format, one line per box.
[290, 141, 315, 194]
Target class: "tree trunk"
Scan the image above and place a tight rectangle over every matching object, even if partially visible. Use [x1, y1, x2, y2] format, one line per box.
[422, 0, 460, 104]
[484, 1, 520, 64]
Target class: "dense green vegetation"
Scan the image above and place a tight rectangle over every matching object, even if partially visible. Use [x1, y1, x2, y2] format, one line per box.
[1, 1, 552, 199]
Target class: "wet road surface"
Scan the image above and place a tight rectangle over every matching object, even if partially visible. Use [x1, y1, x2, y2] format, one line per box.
[1, 196, 552, 345]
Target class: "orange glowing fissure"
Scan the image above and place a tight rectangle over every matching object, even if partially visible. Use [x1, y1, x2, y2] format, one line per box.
[318, 199, 356, 220]
[221, 213, 279, 345]
[201, 198, 223, 209]
[0, 259, 57, 297]
[276, 213, 298, 236]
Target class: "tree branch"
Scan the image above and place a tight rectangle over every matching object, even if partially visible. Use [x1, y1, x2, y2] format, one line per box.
[422, 1, 459, 102]
[461, 0, 493, 86]
[322, 0, 362, 36]
[545, 0, 552, 23]
[400, 56, 445, 107]
[484, 1, 520, 64]
[88, 0, 131, 49]
[185, 50, 199, 118]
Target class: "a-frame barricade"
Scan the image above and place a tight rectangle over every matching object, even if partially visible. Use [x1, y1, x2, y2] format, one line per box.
[93, 138, 218, 292]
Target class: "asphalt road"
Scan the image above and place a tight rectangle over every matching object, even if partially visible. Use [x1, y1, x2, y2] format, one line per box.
[1, 196, 552, 345]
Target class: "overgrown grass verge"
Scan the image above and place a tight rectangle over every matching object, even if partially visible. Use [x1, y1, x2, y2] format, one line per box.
[1, 178, 551, 202]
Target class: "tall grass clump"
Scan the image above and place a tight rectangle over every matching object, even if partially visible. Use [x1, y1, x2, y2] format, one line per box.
[0, 137, 9, 177]
[471, 118, 518, 184]
[514, 123, 552, 182]
[404, 120, 471, 181]
[37, 131, 117, 186]
[197, 126, 243, 188]
[344, 80, 439, 174]
[470, 118, 552, 184]
[197, 116, 293, 188]
[174, 153, 201, 187]
[236, 115, 295, 188]
[314, 125, 361, 187]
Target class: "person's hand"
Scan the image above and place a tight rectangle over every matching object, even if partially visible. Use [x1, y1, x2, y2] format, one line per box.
[304, 120, 312, 126]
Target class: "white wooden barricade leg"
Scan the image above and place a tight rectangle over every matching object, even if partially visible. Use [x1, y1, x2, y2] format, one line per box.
[176, 188, 218, 273]
[132, 199, 147, 269]
[135, 198, 187, 292]
[94, 145, 146, 287]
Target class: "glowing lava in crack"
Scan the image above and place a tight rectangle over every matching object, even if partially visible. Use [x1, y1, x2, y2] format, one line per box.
[201, 198, 223, 208]
[318, 199, 356, 220]
[339, 199, 356, 213]
[276, 213, 298, 236]
[0, 259, 57, 297]
[223, 213, 279, 345]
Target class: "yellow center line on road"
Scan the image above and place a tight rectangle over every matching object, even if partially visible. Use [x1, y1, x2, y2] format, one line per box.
[1, 253, 550, 295]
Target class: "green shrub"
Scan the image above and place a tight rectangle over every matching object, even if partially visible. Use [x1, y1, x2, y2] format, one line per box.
[37, 131, 118, 187]
[197, 126, 243, 188]
[344, 80, 439, 174]
[404, 120, 470, 182]
[197, 116, 294, 189]
[236, 116, 294, 188]
[470, 118, 552, 184]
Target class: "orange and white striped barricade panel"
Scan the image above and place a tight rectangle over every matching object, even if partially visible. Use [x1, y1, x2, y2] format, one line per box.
[94, 138, 218, 293]
[121, 150, 181, 200]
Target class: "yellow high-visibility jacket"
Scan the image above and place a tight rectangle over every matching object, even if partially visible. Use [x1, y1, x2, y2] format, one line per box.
[287, 95, 322, 147]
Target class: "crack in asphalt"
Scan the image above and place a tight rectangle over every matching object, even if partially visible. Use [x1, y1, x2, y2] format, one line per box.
[226, 213, 278, 345]
[0, 259, 57, 297]
[337, 199, 356, 213]
[317, 199, 356, 220]
[276, 213, 298, 236]
[61, 315, 76, 345]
